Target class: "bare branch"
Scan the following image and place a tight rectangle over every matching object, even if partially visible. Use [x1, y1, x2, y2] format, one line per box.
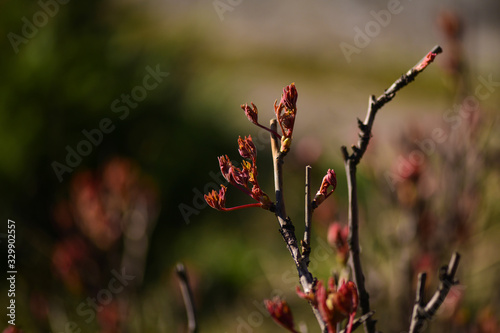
[302, 165, 313, 264]
[176, 263, 198, 333]
[343, 154, 375, 333]
[270, 120, 298, 266]
[345, 45, 442, 165]
[270, 120, 327, 332]
[342, 45, 443, 333]
[408, 252, 461, 333]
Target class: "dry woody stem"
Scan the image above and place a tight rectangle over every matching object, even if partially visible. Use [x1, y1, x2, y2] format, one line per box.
[302, 165, 313, 264]
[270, 120, 328, 332]
[202, 45, 456, 333]
[176, 263, 198, 333]
[408, 252, 461, 333]
[341, 45, 443, 333]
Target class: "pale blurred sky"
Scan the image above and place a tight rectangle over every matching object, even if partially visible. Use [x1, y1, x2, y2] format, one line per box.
[134, 0, 499, 161]
[151, 0, 499, 65]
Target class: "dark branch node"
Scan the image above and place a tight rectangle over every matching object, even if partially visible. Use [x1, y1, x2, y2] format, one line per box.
[357, 118, 368, 131]
[279, 219, 296, 246]
[341, 146, 350, 161]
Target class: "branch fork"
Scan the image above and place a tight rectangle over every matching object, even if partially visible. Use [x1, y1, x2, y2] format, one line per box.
[341, 45, 445, 333]
[200, 45, 458, 333]
[408, 253, 461, 333]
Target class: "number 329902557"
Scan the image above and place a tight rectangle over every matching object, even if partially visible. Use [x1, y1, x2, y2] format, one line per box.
[7, 219, 16, 269]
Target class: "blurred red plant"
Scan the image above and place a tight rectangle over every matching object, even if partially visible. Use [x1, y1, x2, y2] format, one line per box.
[297, 278, 358, 333]
[327, 222, 349, 265]
[49, 156, 159, 332]
[51, 235, 95, 293]
[264, 297, 298, 333]
[2, 326, 23, 333]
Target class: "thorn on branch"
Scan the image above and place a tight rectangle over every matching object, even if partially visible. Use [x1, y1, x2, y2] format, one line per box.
[357, 118, 368, 132]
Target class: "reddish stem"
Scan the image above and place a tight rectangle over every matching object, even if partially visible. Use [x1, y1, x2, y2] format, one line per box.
[232, 182, 253, 197]
[222, 202, 263, 211]
[256, 122, 282, 139]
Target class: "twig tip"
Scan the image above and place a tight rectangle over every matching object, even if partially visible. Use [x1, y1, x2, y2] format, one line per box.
[432, 45, 443, 54]
[176, 263, 186, 275]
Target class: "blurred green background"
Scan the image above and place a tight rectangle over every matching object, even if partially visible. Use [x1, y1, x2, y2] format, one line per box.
[1, 0, 499, 332]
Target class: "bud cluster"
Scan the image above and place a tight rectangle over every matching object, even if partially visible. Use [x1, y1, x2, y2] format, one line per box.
[297, 277, 359, 333]
[205, 135, 272, 211]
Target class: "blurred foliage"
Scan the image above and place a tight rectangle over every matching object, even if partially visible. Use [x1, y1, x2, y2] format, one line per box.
[0, 1, 499, 333]
[0, 0, 240, 331]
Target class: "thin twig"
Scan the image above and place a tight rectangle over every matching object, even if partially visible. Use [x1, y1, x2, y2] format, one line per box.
[176, 263, 198, 333]
[342, 150, 375, 333]
[408, 273, 427, 333]
[345, 45, 443, 165]
[408, 252, 460, 333]
[270, 120, 327, 333]
[338, 311, 376, 333]
[341, 45, 443, 333]
[302, 165, 313, 264]
[270, 120, 298, 266]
